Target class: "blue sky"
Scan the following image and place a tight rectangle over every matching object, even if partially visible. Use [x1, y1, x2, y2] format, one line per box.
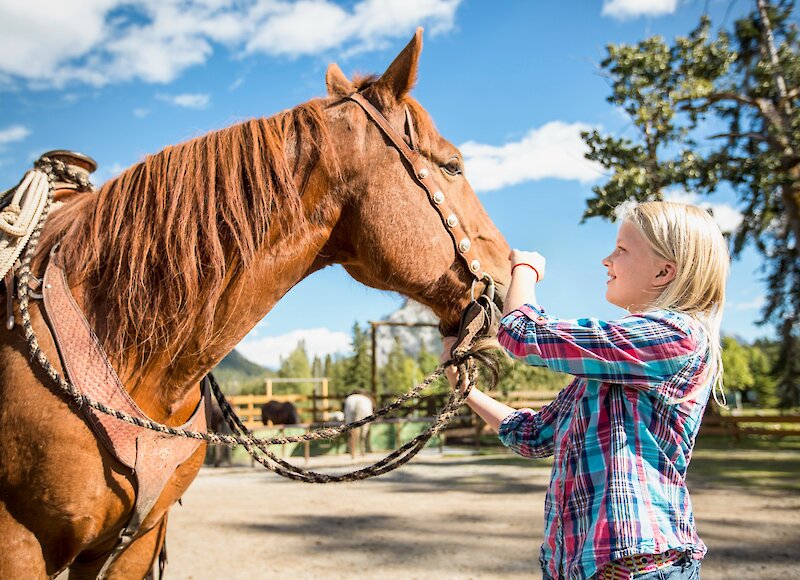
[0, 0, 772, 368]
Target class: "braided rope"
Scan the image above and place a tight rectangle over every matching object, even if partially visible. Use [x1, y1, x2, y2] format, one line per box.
[10, 158, 488, 483]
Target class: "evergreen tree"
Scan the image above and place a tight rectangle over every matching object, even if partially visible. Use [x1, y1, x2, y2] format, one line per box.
[417, 341, 440, 376]
[381, 336, 421, 393]
[583, 0, 800, 406]
[278, 340, 312, 393]
[311, 355, 324, 378]
[342, 323, 372, 394]
[748, 340, 779, 406]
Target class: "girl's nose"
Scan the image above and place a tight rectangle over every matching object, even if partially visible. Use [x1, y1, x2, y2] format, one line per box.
[602, 255, 611, 268]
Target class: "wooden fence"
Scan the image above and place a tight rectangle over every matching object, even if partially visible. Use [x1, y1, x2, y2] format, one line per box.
[700, 412, 800, 439]
[227, 384, 800, 443]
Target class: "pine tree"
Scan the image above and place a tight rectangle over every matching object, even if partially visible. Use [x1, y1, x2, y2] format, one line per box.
[381, 336, 421, 393]
[278, 340, 312, 394]
[342, 323, 372, 394]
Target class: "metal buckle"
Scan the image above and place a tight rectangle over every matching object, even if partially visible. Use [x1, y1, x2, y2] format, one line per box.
[470, 272, 495, 303]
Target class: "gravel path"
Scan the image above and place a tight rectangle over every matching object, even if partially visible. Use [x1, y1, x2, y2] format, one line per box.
[165, 450, 800, 579]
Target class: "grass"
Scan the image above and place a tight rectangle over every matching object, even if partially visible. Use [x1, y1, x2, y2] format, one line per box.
[689, 435, 800, 493]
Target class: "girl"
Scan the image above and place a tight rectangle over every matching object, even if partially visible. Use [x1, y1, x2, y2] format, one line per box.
[443, 201, 729, 580]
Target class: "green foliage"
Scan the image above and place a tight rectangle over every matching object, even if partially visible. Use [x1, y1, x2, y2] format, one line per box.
[584, 1, 800, 406]
[342, 323, 372, 393]
[721, 335, 781, 407]
[277, 340, 313, 394]
[722, 335, 755, 393]
[417, 342, 440, 376]
[381, 336, 422, 392]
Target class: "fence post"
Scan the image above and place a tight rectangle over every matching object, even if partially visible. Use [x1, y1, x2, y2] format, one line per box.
[265, 379, 272, 398]
[322, 378, 329, 421]
[312, 389, 318, 424]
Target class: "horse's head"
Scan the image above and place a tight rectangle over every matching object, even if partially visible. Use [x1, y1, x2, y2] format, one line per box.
[320, 29, 510, 334]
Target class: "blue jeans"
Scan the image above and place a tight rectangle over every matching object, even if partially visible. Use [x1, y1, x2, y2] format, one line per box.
[541, 555, 702, 579]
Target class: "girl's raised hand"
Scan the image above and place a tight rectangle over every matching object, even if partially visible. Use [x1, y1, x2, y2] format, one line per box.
[509, 249, 546, 283]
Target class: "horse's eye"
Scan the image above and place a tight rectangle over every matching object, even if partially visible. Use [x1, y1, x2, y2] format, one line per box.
[442, 157, 462, 176]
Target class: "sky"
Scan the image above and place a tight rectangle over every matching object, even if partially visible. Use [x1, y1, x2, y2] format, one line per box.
[0, 0, 776, 368]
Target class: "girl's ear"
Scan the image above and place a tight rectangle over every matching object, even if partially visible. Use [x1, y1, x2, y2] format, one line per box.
[654, 261, 677, 287]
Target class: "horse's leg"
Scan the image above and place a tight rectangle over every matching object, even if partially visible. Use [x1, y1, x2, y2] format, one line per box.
[349, 430, 357, 459]
[0, 503, 49, 579]
[68, 515, 168, 580]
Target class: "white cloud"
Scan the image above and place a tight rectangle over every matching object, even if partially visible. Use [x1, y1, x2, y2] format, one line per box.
[0, 0, 462, 89]
[459, 121, 604, 193]
[237, 327, 351, 369]
[159, 92, 211, 109]
[602, 0, 677, 20]
[0, 125, 31, 145]
[133, 107, 150, 118]
[662, 190, 743, 234]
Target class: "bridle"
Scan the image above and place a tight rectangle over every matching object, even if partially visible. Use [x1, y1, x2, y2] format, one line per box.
[343, 92, 496, 304]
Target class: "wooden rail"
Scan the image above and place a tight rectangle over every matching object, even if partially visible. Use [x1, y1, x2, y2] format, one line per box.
[701, 412, 800, 439]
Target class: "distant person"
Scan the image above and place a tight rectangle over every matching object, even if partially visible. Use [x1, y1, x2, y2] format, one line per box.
[443, 201, 727, 579]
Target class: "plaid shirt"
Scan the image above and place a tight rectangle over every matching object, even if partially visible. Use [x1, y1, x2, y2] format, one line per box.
[497, 304, 712, 580]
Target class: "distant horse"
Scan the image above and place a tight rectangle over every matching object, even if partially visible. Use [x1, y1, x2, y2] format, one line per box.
[344, 392, 375, 457]
[0, 29, 509, 579]
[261, 400, 300, 426]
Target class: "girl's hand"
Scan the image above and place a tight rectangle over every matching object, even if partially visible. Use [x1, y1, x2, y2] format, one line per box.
[440, 337, 460, 391]
[509, 249, 546, 283]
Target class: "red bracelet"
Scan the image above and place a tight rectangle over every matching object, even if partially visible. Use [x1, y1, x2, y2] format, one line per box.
[512, 262, 540, 282]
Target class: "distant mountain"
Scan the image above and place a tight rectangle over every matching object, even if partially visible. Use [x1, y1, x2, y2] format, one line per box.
[374, 299, 442, 366]
[212, 349, 274, 392]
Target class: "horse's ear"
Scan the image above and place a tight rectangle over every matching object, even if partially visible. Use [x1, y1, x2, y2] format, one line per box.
[326, 63, 355, 97]
[373, 27, 423, 104]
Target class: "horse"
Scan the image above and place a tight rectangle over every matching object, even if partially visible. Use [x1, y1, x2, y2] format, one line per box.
[343, 392, 375, 457]
[0, 28, 510, 579]
[261, 400, 300, 426]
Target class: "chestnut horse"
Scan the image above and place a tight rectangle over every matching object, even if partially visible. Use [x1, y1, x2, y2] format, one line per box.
[0, 30, 509, 579]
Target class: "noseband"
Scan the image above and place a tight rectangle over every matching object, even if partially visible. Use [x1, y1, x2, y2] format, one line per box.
[345, 93, 494, 297]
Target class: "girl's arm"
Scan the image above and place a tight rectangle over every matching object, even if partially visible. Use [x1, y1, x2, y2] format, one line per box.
[499, 307, 698, 389]
[441, 337, 570, 458]
[442, 360, 516, 433]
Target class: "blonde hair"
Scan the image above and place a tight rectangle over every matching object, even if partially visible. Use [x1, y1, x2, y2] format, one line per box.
[623, 201, 730, 405]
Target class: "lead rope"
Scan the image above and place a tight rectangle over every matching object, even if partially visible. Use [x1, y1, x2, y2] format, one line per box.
[12, 159, 493, 483]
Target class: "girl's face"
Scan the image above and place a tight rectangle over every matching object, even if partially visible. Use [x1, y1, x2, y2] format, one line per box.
[602, 221, 676, 313]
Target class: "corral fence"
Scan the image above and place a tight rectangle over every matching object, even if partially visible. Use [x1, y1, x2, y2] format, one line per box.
[223, 380, 800, 457]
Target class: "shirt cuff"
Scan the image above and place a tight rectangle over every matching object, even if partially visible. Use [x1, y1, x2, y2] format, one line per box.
[498, 408, 536, 447]
[499, 303, 549, 329]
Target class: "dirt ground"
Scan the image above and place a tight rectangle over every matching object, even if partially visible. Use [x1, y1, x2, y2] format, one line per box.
[165, 446, 800, 580]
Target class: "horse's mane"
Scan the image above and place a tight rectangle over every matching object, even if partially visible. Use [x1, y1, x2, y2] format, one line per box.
[34, 78, 441, 374]
[37, 99, 337, 371]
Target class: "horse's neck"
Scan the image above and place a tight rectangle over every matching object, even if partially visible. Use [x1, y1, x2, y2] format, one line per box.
[131, 143, 340, 417]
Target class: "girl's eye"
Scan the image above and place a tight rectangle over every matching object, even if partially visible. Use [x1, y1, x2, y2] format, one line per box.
[442, 158, 463, 176]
